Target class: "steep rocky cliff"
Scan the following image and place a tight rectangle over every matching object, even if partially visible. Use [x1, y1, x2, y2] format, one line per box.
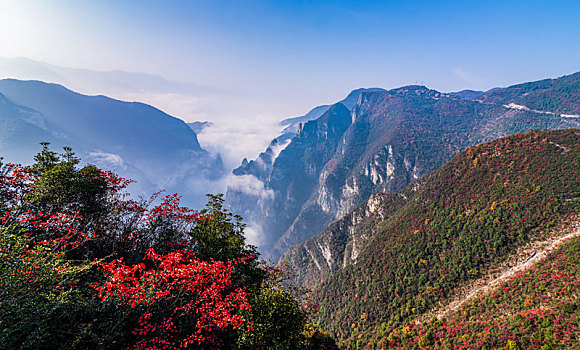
[227, 103, 352, 253]
[280, 192, 409, 288]
[228, 72, 580, 258]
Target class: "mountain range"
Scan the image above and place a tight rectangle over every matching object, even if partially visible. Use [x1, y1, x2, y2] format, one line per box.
[227, 72, 580, 258]
[0, 79, 224, 207]
[1, 68, 579, 259]
[1, 65, 579, 348]
[0, 57, 212, 97]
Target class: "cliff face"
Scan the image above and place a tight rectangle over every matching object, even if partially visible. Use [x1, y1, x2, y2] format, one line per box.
[280, 192, 410, 288]
[228, 73, 580, 258]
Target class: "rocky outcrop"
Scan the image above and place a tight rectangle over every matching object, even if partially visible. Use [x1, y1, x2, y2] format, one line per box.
[228, 73, 580, 259]
[279, 191, 411, 288]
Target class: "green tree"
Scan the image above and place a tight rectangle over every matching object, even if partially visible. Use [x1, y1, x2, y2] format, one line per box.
[27, 143, 110, 234]
[190, 193, 256, 262]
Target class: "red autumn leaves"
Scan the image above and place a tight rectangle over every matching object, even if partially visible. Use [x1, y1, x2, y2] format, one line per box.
[1, 158, 253, 349]
[94, 249, 252, 349]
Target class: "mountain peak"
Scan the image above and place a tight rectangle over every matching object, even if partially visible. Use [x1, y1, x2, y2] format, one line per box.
[339, 87, 386, 110]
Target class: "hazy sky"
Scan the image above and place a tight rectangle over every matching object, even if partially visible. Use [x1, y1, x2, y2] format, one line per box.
[1, 0, 579, 166]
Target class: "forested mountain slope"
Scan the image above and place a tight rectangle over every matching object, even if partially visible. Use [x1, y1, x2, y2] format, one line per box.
[228, 72, 580, 258]
[476, 71, 580, 114]
[276, 82, 580, 258]
[306, 129, 579, 348]
[385, 229, 580, 349]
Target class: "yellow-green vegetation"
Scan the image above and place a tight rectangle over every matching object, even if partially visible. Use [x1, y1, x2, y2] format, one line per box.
[312, 129, 580, 348]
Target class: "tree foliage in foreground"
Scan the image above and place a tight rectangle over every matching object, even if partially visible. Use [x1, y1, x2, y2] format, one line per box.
[0, 144, 337, 349]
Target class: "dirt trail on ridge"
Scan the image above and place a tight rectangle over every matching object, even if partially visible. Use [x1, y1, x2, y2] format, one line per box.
[422, 221, 580, 322]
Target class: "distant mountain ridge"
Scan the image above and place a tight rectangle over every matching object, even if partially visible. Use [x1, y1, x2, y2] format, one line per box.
[0, 91, 68, 163]
[450, 89, 485, 99]
[227, 72, 580, 258]
[187, 121, 214, 134]
[0, 57, 211, 96]
[0, 79, 225, 208]
[278, 88, 386, 135]
[476, 71, 580, 114]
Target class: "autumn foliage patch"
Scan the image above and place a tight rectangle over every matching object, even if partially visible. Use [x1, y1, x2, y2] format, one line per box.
[0, 144, 337, 349]
[312, 129, 580, 348]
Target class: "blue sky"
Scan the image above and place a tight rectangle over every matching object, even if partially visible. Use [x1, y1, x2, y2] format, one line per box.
[1, 0, 579, 165]
[3, 0, 579, 92]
